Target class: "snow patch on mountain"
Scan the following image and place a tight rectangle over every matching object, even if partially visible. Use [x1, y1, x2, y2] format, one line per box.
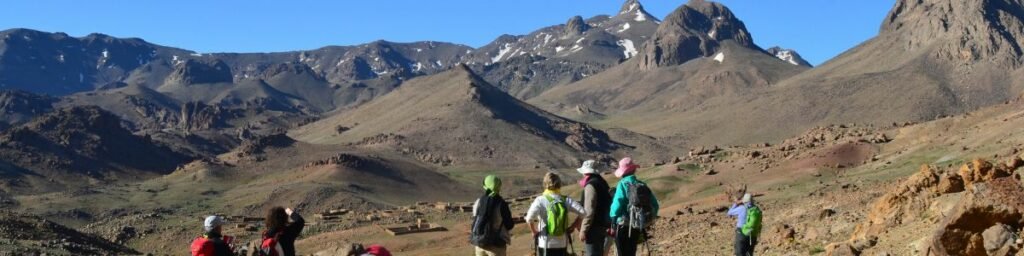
[617, 39, 637, 59]
[713, 52, 725, 63]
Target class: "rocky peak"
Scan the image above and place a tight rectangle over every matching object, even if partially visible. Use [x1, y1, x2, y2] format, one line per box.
[638, 0, 755, 70]
[165, 59, 233, 85]
[619, 0, 657, 22]
[766, 46, 812, 67]
[881, 0, 1024, 65]
[565, 15, 591, 35]
[260, 62, 325, 81]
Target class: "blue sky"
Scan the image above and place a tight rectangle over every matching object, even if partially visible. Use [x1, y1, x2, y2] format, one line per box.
[0, 0, 894, 65]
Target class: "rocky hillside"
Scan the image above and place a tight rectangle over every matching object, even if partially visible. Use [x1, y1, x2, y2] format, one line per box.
[0, 211, 138, 255]
[0, 106, 190, 194]
[467, 0, 661, 98]
[291, 65, 620, 168]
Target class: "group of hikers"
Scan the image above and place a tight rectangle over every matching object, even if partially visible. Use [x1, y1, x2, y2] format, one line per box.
[189, 157, 761, 256]
[470, 157, 763, 256]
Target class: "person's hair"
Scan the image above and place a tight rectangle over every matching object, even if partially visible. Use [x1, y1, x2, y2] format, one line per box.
[543, 172, 562, 190]
[265, 207, 288, 232]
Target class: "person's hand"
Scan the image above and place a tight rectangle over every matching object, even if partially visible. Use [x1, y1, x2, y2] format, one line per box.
[607, 227, 615, 236]
[285, 208, 294, 216]
[580, 231, 587, 242]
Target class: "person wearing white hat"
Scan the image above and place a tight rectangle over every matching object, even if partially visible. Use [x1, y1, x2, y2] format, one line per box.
[727, 193, 762, 256]
[190, 215, 235, 256]
[576, 160, 613, 256]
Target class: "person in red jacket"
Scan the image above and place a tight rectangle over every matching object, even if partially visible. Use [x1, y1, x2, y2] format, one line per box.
[345, 243, 392, 256]
[190, 215, 235, 256]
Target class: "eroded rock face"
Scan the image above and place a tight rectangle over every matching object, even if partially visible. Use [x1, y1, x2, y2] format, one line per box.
[165, 59, 233, 85]
[882, 0, 1024, 66]
[852, 165, 941, 238]
[831, 156, 1024, 256]
[638, 0, 755, 70]
[565, 16, 590, 35]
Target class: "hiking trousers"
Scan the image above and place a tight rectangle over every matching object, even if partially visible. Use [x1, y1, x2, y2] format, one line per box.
[583, 235, 611, 256]
[734, 228, 757, 256]
[536, 247, 567, 256]
[614, 226, 641, 256]
[475, 245, 507, 256]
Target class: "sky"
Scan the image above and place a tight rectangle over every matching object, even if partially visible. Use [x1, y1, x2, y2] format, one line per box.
[0, 0, 895, 66]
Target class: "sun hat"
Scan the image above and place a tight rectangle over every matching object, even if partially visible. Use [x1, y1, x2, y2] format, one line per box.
[742, 193, 753, 204]
[577, 160, 598, 175]
[614, 157, 639, 178]
[203, 215, 225, 232]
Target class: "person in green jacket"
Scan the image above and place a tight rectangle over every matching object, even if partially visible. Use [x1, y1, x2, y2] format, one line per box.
[727, 193, 762, 256]
[608, 157, 659, 256]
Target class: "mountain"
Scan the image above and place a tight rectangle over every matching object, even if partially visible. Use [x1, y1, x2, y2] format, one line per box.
[467, 0, 661, 99]
[766, 46, 811, 67]
[0, 106, 190, 193]
[290, 65, 620, 168]
[652, 0, 1024, 145]
[0, 90, 55, 130]
[531, 0, 808, 145]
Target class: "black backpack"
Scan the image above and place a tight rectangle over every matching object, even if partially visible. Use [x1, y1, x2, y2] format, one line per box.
[469, 195, 504, 247]
[625, 181, 655, 232]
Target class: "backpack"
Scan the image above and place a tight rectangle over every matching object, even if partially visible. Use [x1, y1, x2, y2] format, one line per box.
[469, 195, 504, 247]
[742, 205, 763, 239]
[625, 181, 655, 231]
[258, 231, 283, 256]
[543, 194, 568, 237]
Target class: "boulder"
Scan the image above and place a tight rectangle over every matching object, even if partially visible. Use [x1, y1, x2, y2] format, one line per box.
[982, 224, 1015, 255]
[958, 159, 1012, 187]
[929, 180, 1024, 255]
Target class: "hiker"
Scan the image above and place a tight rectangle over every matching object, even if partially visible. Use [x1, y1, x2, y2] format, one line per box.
[470, 175, 515, 256]
[526, 172, 586, 256]
[576, 160, 613, 256]
[727, 193, 762, 256]
[345, 243, 392, 256]
[190, 215, 235, 256]
[261, 207, 305, 256]
[609, 157, 659, 256]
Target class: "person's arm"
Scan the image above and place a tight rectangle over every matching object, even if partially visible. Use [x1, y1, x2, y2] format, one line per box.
[566, 197, 586, 233]
[500, 200, 514, 230]
[727, 204, 744, 217]
[609, 182, 627, 224]
[285, 210, 305, 238]
[525, 198, 542, 237]
[580, 184, 597, 235]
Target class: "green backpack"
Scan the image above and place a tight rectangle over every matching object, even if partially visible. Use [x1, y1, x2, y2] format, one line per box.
[544, 194, 568, 237]
[742, 205, 762, 238]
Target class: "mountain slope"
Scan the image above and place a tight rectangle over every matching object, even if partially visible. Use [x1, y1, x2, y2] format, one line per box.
[290, 65, 619, 168]
[0, 106, 190, 193]
[531, 0, 808, 145]
[467, 0, 662, 99]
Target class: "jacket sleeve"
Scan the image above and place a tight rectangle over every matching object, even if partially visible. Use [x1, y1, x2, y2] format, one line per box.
[285, 212, 305, 239]
[500, 200, 514, 230]
[609, 182, 627, 225]
[727, 204, 743, 216]
[581, 184, 597, 234]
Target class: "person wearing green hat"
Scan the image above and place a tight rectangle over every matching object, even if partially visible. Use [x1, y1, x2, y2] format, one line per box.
[470, 175, 515, 256]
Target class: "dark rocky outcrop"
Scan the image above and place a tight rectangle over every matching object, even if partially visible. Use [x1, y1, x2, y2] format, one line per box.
[165, 59, 233, 85]
[639, 0, 755, 70]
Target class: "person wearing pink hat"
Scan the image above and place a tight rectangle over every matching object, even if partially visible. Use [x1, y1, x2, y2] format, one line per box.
[608, 157, 659, 256]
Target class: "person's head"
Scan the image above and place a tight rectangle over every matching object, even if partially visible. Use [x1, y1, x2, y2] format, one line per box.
[614, 157, 639, 178]
[543, 172, 562, 191]
[264, 207, 288, 232]
[203, 215, 225, 234]
[742, 193, 753, 205]
[346, 243, 366, 256]
[483, 175, 502, 196]
[577, 160, 598, 175]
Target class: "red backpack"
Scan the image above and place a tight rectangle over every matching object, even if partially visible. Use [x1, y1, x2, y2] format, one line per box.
[258, 231, 283, 256]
